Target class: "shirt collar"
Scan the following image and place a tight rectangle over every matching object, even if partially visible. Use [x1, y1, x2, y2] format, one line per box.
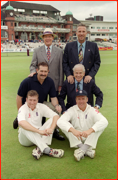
[75, 78, 83, 85]
[77, 40, 86, 48]
[45, 44, 52, 52]
[26, 102, 38, 112]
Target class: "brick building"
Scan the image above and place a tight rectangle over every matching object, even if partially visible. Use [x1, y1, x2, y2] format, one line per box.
[1, 1, 80, 42]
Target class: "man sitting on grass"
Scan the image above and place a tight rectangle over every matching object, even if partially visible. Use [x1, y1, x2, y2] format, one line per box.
[17, 90, 64, 160]
[57, 90, 108, 162]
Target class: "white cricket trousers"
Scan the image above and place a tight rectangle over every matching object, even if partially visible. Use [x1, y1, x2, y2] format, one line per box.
[62, 129, 104, 149]
[18, 118, 53, 152]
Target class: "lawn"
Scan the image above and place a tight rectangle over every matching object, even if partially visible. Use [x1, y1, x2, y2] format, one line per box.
[1, 50, 117, 179]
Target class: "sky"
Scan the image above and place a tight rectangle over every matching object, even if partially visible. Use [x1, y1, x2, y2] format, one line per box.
[1, 1, 117, 22]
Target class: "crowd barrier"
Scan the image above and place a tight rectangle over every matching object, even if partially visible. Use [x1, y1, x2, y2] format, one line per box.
[99, 47, 113, 51]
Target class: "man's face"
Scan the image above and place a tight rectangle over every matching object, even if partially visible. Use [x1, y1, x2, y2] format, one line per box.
[37, 65, 49, 81]
[43, 34, 54, 47]
[73, 67, 85, 82]
[76, 96, 88, 111]
[26, 95, 38, 110]
[76, 26, 87, 43]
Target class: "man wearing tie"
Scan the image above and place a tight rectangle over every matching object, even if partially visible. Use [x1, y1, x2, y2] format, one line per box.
[29, 28, 64, 96]
[17, 28, 64, 141]
[58, 64, 103, 113]
[63, 23, 101, 85]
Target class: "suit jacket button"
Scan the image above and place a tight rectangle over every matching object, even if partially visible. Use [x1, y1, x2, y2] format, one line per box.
[89, 62, 91, 63]
[87, 69, 89, 70]
[71, 62, 73, 63]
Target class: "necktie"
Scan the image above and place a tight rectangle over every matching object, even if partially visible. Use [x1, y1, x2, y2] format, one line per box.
[76, 82, 80, 92]
[47, 47, 51, 61]
[78, 44, 83, 63]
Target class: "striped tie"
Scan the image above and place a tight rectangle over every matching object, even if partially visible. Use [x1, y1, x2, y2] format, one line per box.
[78, 44, 83, 63]
[47, 47, 51, 61]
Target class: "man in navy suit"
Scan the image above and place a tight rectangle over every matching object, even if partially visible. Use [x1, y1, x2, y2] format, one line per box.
[63, 23, 101, 84]
[58, 64, 103, 113]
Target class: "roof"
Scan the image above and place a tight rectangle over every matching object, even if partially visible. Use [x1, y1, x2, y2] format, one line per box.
[62, 15, 81, 24]
[6, 5, 14, 10]
[1, 1, 60, 12]
[66, 10, 73, 15]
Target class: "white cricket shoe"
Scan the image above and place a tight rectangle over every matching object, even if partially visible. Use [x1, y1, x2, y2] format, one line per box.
[32, 147, 42, 160]
[85, 148, 95, 158]
[49, 148, 64, 158]
[74, 148, 84, 161]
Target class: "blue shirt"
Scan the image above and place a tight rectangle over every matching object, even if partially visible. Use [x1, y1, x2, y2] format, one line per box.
[18, 74, 56, 104]
[75, 79, 83, 91]
[77, 41, 86, 57]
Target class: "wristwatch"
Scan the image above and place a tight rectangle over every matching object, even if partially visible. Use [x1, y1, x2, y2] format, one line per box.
[95, 105, 100, 109]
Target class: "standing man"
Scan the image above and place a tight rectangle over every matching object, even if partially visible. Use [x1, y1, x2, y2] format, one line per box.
[13, 62, 64, 140]
[57, 90, 108, 162]
[63, 23, 101, 84]
[58, 64, 103, 113]
[29, 28, 64, 95]
[18, 90, 64, 160]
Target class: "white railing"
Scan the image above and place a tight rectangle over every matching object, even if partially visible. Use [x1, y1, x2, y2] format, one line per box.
[14, 26, 70, 33]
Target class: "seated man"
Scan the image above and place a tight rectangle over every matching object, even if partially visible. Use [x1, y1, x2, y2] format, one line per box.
[57, 90, 108, 162]
[58, 64, 103, 113]
[18, 90, 64, 160]
[13, 62, 65, 141]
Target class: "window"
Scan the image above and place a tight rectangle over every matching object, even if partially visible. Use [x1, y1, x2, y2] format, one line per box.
[96, 27, 100, 29]
[1, 30, 8, 38]
[91, 27, 95, 29]
[102, 27, 106, 29]
[18, 9, 25, 12]
[102, 34, 105, 36]
[11, 22, 13, 26]
[41, 11, 47, 14]
[115, 27, 117, 29]
[33, 10, 39, 13]
[70, 17, 72, 21]
[97, 34, 100, 36]
[109, 27, 114, 29]
[91, 34, 95, 36]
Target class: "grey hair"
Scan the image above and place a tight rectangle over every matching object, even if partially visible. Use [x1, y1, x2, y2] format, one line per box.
[73, 64, 85, 72]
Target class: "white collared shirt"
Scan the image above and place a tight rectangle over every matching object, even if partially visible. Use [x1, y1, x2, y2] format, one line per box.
[45, 45, 52, 53]
[18, 102, 57, 129]
[57, 104, 108, 133]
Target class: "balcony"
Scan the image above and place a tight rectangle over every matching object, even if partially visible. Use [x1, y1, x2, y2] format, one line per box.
[14, 26, 70, 33]
[15, 16, 66, 24]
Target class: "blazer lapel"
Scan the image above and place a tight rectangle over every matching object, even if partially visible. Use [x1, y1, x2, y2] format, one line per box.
[41, 46, 48, 63]
[83, 41, 89, 65]
[72, 42, 79, 63]
[49, 45, 56, 64]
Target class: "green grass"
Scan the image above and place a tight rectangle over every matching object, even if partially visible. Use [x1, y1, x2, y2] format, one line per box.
[1, 50, 117, 179]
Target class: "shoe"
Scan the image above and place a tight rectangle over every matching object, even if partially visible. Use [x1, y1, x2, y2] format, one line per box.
[74, 148, 84, 161]
[85, 148, 95, 159]
[32, 147, 42, 160]
[13, 117, 18, 129]
[49, 148, 64, 158]
[53, 129, 65, 141]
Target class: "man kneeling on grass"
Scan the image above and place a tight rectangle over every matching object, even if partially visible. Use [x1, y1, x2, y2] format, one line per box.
[57, 90, 108, 162]
[18, 90, 64, 160]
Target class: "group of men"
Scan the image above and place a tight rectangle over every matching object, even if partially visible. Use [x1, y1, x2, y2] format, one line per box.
[13, 23, 108, 162]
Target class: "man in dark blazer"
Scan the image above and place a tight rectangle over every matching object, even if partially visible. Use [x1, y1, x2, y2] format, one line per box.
[63, 23, 101, 85]
[58, 64, 103, 113]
